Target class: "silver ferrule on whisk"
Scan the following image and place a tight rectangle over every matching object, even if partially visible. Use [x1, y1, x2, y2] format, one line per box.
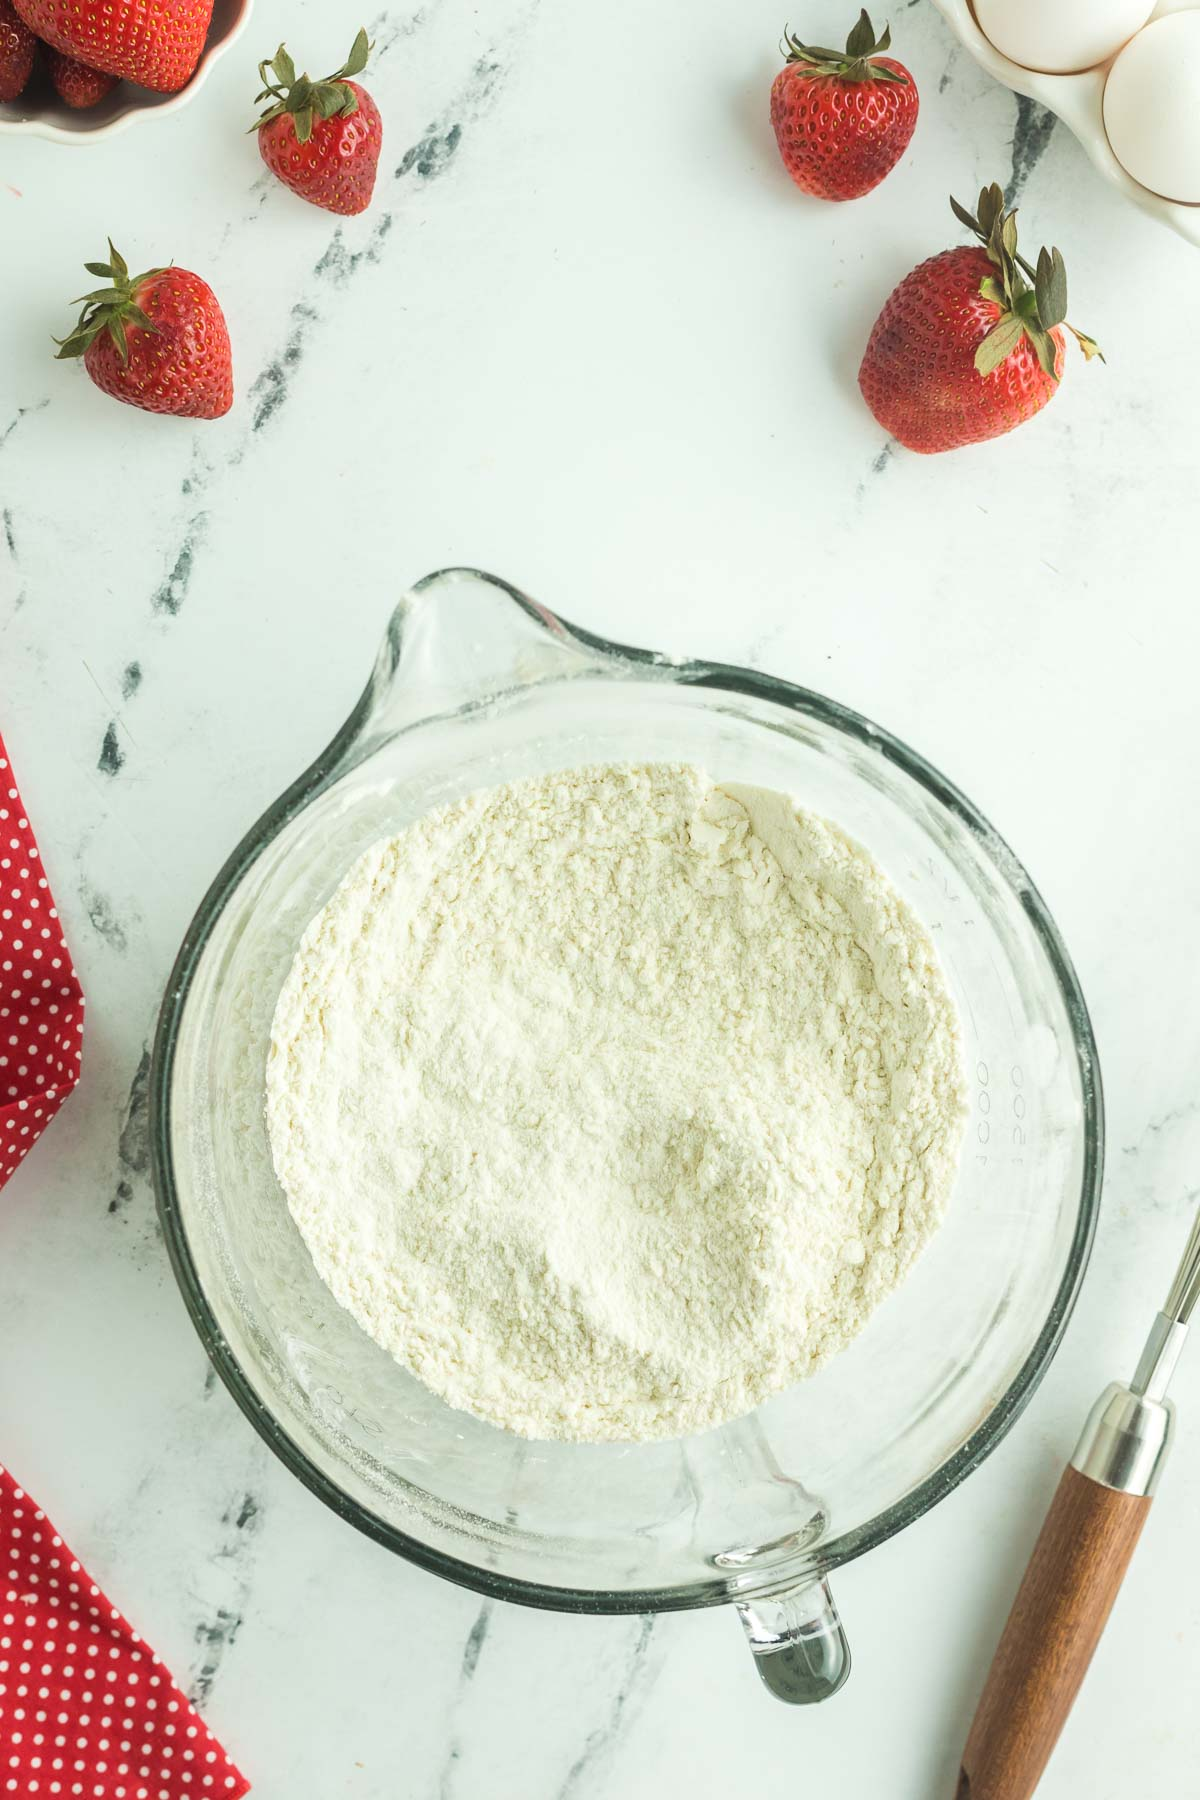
[1070, 1203, 1200, 1499]
[1071, 1381, 1174, 1497]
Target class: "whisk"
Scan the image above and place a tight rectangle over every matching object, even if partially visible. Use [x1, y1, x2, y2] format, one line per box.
[958, 1198, 1200, 1799]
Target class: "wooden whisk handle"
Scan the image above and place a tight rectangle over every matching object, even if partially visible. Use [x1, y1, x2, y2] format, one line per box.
[957, 1464, 1151, 1800]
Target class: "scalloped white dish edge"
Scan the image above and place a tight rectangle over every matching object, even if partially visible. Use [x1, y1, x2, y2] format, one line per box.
[929, 0, 1199, 248]
[0, 0, 252, 143]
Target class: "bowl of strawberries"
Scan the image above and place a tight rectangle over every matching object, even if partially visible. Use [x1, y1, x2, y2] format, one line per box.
[0, 0, 251, 140]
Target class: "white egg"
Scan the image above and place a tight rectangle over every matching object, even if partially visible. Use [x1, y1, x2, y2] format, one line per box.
[1104, 13, 1200, 203]
[973, 0, 1155, 73]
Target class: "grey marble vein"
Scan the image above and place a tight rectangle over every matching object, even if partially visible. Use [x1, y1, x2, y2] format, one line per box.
[368, 0, 448, 61]
[152, 513, 210, 615]
[556, 1616, 657, 1800]
[1122, 1099, 1200, 1159]
[1008, 96, 1057, 203]
[97, 719, 125, 776]
[110, 1045, 150, 1214]
[853, 436, 896, 503]
[249, 302, 319, 434]
[187, 1486, 266, 1708]
[436, 1600, 495, 1799]
[0, 398, 48, 454]
[394, 53, 505, 183]
[120, 659, 143, 700]
[79, 875, 130, 955]
[1, 505, 23, 610]
[313, 214, 395, 290]
[396, 119, 464, 181]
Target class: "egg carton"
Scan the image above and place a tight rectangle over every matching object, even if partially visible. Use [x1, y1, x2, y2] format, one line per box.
[929, 0, 1200, 248]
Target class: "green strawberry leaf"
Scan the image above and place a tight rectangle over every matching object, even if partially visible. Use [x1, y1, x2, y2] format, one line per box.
[974, 314, 1023, 378]
[54, 248, 164, 367]
[845, 10, 875, 57]
[253, 37, 367, 135]
[782, 13, 904, 79]
[950, 194, 978, 237]
[784, 36, 844, 62]
[1035, 245, 1068, 329]
[977, 184, 1003, 239]
[339, 27, 371, 79]
[312, 84, 344, 118]
[53, 327, 91, 360]
[1023, 321, 1059, 380]
[950, 182, 1104, 372]
[83, 261, 113, 278]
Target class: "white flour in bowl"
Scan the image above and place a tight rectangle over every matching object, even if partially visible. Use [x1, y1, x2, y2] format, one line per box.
[266, 762, 968, 1443]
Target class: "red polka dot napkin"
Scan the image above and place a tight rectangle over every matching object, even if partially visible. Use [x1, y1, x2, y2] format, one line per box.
[0, 735, 250, 1797]
[0, 1467, 251, 1799]
[0, 734, 84, 1186]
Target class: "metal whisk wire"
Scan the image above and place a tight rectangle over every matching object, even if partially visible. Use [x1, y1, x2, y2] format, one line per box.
[1163, 1198, 1200, 1325]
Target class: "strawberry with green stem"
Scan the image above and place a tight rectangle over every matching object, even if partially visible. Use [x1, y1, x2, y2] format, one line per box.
[55, 241, 233, 420]
[771, 10, 919, 201]
[253, 29, 382, 216]
[858, 183, 1102, 453]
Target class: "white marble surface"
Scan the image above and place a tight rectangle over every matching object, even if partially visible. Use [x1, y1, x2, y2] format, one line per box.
[3, 0, 1200, 1793]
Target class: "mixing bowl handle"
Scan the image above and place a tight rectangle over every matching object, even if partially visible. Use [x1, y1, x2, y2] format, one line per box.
[736, 1576, 851, 1704]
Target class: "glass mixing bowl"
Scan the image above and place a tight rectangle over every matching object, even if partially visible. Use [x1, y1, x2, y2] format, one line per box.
[150, 568, 1103, 1703]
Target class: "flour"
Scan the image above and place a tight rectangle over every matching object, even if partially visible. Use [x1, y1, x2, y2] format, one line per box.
[266, 763, 968, 1444]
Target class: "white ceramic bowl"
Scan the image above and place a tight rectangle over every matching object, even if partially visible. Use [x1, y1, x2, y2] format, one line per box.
[930, 0, 1200, 248]
[0, 0, 251, 143]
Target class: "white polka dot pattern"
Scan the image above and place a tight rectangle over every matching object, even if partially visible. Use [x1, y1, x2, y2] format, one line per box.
[0, 736, 85, 1191]
[0, 1464, 250, 1798]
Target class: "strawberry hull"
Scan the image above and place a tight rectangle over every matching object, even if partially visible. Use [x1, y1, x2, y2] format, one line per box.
[12, 0, 214, 91]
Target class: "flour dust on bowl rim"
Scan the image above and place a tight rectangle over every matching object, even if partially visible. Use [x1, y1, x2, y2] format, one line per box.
[149, 568, 1103, 1704]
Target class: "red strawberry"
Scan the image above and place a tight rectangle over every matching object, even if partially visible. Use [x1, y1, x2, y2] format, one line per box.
[55, 242, 233, 421]
[253, 30, 382, 216]
[771, 10, 918, 201]
[0, 0, 36, 102]
[858, 185, 1103, 453]
[10, 0, 213, 93]
[47, 47, 117, 107]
